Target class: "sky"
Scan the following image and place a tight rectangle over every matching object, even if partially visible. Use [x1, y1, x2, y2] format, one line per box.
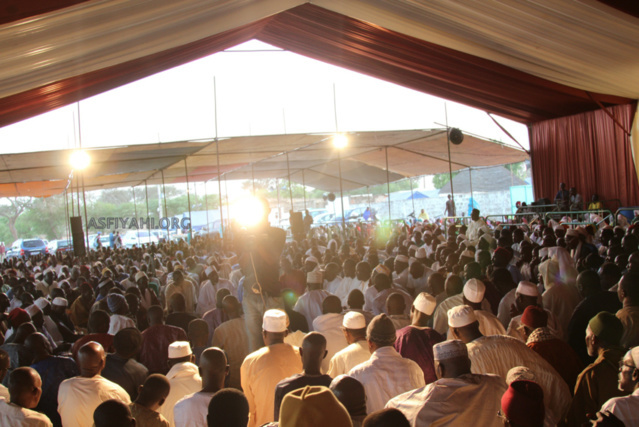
[0, 39, 529, 196]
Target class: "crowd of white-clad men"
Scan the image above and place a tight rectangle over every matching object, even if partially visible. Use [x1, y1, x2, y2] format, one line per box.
[0, 204, 638, 427]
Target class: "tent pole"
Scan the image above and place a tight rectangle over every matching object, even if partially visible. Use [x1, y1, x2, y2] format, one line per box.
[64, 190, 70, 244]
[132, 187, 139, 246]
[385, 146, 391, 223]
[287, 152, 293, 212]
[70, 180, 74, 216]
[469, 168, 474, 213]
[338, 151, 346, 231]
[251, 164, 255, 196]
[409, 177, 415, 218]
[144, 180, 150, 229]
[76, 174, 81, 221]
[276, 178, 281, 225]
[184, 158, 192, 241]
[81, 173, 89, 253]
[213, 75, 224, 238]
[302, 170, 307, 211]
[204, 181, 209, 233]
[445, 103, 455, 202]
[224, 176, 230, 225]
[161, 170, 169, 241]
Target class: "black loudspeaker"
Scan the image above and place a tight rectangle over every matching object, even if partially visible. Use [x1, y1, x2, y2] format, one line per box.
[327, 193, 336, 202]
[449, 128, 464, 145]
[290, 212, 304, 236]
[70, 216, 86, 256]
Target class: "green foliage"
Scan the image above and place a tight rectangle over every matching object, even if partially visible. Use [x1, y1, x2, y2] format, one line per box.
[432, 172, 459, 190]
[504, 162, 527, 181]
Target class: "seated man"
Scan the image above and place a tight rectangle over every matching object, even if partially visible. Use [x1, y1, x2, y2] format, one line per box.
[0, 367, 52, 426]
[207, 388, 249, 427]
[387, 340, 507, 426]
[129, 374, 171, 427]
[93, 399, 135, 427]
[598, 346, 639, 426]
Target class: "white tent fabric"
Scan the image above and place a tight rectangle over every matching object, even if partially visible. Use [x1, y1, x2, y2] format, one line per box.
[0, 0, 637, 103]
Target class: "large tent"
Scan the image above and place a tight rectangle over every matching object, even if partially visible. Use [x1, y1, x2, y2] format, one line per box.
[0, 1, 637, 203]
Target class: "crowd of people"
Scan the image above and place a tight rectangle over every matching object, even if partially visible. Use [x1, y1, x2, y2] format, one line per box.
[0, 198, 637, 426]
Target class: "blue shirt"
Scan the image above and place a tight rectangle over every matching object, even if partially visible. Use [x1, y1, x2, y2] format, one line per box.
[31, 356, 79, 427]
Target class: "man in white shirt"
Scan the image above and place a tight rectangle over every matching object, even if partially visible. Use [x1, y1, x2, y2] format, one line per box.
[327, 311, 371, 378]
[174, 348, 229, 427]
[348, 314, 425, 414]
[159, 341, 202, 427]
[387, 340, 507, 426]
[446, 278, 505, 339]
[197, 266, 236, 316]
[107, 293, 136, 335]
[506, 281, 562, 341]
[312, 296, 348, 373]
[241, 309, 302, 427]
[293, 271, 330, 330]
[323, 263, 343, 298]
[598, 347, 639, 426]
[58, 342, 131, 426]
[0, 367, 52, 426]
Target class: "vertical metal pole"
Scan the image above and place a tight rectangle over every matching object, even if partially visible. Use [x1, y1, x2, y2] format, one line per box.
[469, 167, 474, 213]
[144, 180, 150, 227]
[286, 152, 293, 212]
[76, 174, 81, 220]
[161, 170, 170, 240]
[409, 177, 415, 216]
[276, 178, 281, 225]
[251, 164, 255, 196]
[214, 76, 224, 237]
[385, 146, 391, 222]
[445, 103, 454, 200]
[70, 177, 75, 216]
[184, 158, 192, 239]
[64, 190, 70, 243]
[338, 151, 346, 231]
[204, 181, 210, 232]
[302, 170, 307, 211]
[81, 173, 89, 253]
[132, 187, 139, 246]
[224, 177, 230, 224]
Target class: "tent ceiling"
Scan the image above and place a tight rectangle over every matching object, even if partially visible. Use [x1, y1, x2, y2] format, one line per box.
[0, 1, 636, 128]
[0, 129, 527, 197]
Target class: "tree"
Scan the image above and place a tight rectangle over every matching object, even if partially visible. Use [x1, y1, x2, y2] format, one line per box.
[504, 162, 527, 181]
[0, 198, 34, 240]
[432, 172, 459, 190]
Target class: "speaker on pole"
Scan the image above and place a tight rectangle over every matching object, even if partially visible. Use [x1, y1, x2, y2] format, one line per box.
[289, 211, 304, 237]
[70, 216, 86, 256]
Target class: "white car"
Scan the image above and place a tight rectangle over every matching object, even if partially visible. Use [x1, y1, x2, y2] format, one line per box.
[122, 230, 159, 248]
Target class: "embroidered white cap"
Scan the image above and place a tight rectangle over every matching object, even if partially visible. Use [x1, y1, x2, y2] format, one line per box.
[447, 305, 477, 328]
[516, 281, 539, 297]
[262, 309, 288, 333]
[463, 278, 486, 303]
[168, 341, 192, 359]
[342, 311, 366, 329]
[413, 292, 437, 316]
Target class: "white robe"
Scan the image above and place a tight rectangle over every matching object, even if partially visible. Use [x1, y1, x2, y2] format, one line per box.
[0, 399, 52, 427]
[432, 294, 492, 336]
[174, 391, 216, 427]
[312, 313, 348, 373]
[327, 340, 371, 378]
[160, 362, 202, 427]
[58, 376, 130, 427]
[196, 278, 236, 316]
[371, 287, 414, 317]
[447, 309, 506, 340]
[108, 314, 136, 336]
[293, 290, 331, 330]
[348, 346, 425, 414]
[387, 373, 507, 427]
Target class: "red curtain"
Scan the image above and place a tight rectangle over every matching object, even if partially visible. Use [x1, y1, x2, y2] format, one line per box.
[530, 102, 639, 208]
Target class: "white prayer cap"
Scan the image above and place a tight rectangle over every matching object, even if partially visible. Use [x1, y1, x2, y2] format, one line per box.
[413, 292, 437, 316]
[262, 309, 288, 333]
[25, 304, 41, 318]
[395, 255, 409, 264]
[516, 281, 539, 297]
[447, 305, 477, 328]
[506, 366, 536, 385]
[565, 228, 579, 237]
[374, 265, 391, 277]
[168, 341, 192, 359]
[423, 230, 432, 236]
[204, 266, 214, 276]
[26, 261, 32, 267]
[343, 312, 366, 329]
[34, 297, 50, 310]
[307, 270, 323, 284]
[33, 266, 41, 272]
[135, 271, 147, 282]
[409, 245, 418, 252]
[415, 248, 427, 259]
[433, 340, 468, 361]
[463, 279, 486, 303]
[553, 224, 564, 232]
[52, 297, 68, 307]
[461, 250, 474, 259]
[305, 256, 319, 265]
[631, 347, 639, 368]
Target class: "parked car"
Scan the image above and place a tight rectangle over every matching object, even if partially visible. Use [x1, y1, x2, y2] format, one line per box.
[48, 239, 73, 255]
[122, 230, 159, 248]
[314, 212, 336, 225]
[6, 238, 48, 258]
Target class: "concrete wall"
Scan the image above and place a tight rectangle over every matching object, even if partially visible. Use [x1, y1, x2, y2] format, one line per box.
[356, 191, 514, 220]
